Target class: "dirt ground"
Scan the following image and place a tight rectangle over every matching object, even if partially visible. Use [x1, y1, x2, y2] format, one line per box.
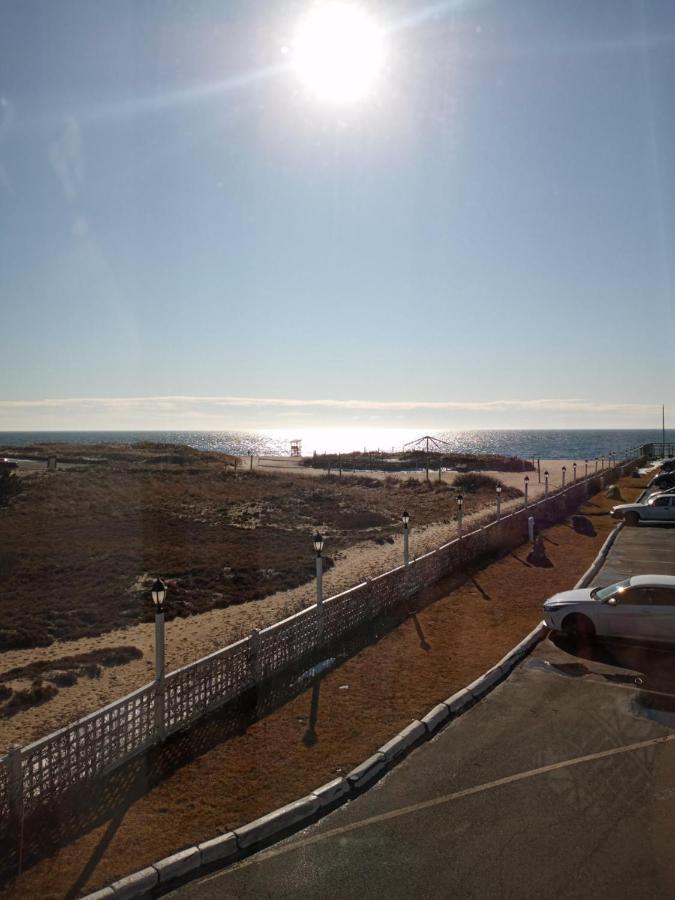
[0, 473, 646, 899]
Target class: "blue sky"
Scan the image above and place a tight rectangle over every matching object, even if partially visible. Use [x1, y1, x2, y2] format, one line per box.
[1, 0, 674, 431]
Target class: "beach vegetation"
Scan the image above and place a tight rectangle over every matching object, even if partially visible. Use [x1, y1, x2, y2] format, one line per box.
[0, 469, 23, 507]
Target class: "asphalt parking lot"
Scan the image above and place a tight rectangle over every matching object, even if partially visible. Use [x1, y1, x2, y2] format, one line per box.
[594, 527, 675, 587]
[171, 525, 675, 900]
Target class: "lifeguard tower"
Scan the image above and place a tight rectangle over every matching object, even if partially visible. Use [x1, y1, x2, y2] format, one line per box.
[290, 439, 302, 457]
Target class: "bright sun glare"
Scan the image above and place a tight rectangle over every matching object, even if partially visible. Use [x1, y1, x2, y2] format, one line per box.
[292, 2, 384, 104]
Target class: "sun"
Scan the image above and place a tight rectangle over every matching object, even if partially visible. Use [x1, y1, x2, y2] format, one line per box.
[292, 2, 384, 104]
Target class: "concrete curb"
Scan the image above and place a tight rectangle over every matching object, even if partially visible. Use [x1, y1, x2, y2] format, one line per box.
[378, 720, 426, 763]
[347, 751, 387, 790]
[311, 776, 350, 807]
[421, 702, 450, 733]
[574, 523, 623, 589]
[109, 867, 158, 900]
[154, 847, 200, 884]
[197, 832, 238, 867]
[234, 795, 320, 849]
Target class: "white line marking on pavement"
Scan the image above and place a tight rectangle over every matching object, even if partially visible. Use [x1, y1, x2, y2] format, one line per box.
[201, 732, 675, 882]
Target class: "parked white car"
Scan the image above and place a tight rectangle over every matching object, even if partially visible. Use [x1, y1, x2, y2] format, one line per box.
[543, 575, 675, 641]
[611, 494, 675, 526]
[651, 487, 675, 500]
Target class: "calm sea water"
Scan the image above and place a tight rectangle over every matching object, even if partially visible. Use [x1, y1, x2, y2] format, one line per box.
[1, 429, 673, 460]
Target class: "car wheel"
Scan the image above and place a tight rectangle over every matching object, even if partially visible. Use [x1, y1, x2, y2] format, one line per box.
[624, 511, 639, 527]
[562, 614, 596, 640]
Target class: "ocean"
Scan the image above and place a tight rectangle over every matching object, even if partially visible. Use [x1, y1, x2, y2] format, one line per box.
[1, 429, 673, 460]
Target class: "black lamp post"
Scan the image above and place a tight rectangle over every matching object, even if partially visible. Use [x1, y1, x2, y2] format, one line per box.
[457, 493, 464, 537]
[402, 510, 410, 566]
[313, 532, 324, 610]
[150, 577, 167, 738]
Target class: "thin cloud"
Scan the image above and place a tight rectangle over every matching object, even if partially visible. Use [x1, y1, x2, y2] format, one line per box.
[0, 97, 14, 194]
[0, 395, 665, 415]
[0, 96, 14, 142]
[48, 117, 84, 201]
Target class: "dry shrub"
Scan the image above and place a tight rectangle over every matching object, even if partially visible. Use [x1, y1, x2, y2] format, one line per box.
[454, 473, 502, 493]
[1, 679, 58, 719]
[0, 646, 142, 685]
[0, 470, 23, 507]
[48, 671, 78, 687]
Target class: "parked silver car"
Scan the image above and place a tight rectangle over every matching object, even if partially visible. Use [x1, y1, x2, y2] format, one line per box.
[543, 575, 675, 641]
[611, 494, 675, 526]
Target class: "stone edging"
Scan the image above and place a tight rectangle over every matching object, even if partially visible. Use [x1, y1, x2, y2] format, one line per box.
[82, 620, 548, 900]
[573, 522, 623, 590]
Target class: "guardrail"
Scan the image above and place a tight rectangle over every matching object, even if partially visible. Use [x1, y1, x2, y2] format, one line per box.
[0, 456, 642, 831]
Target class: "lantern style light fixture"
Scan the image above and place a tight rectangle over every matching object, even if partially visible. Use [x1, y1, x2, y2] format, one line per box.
[151, 577, 167, 610]
[313, 532, 325, 613]
[402, 510, 410, 566]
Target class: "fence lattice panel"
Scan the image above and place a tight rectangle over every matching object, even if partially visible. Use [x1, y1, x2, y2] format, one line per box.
[165, 636, 253, 733]
[20, 683, 155, 815]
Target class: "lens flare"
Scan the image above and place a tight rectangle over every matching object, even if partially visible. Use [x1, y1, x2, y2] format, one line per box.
[292, 2, 384, 103]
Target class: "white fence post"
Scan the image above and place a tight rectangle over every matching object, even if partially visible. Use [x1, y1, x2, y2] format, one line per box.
[154, 610, 166, 740]
[7, 745, 23, 832]
[528, 516, 535, 544]
[250, 628, 262, 682]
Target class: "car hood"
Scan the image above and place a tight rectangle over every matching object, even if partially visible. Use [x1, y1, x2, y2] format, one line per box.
[543, 589, 595, 609]
[611, 503, 640, 512]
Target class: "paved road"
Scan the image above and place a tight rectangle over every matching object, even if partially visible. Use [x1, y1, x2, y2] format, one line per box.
[172, 528, 675, 900]
[594, 527, 675, 586]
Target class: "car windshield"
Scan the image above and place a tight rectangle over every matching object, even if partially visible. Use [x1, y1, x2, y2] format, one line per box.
[592, 580, 631, 602]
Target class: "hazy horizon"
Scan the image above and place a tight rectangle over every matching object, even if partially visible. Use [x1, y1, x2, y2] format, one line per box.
[0, 394, 670, 432]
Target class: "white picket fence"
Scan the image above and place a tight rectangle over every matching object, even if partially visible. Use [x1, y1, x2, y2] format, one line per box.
[0, 457, 640, 828]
